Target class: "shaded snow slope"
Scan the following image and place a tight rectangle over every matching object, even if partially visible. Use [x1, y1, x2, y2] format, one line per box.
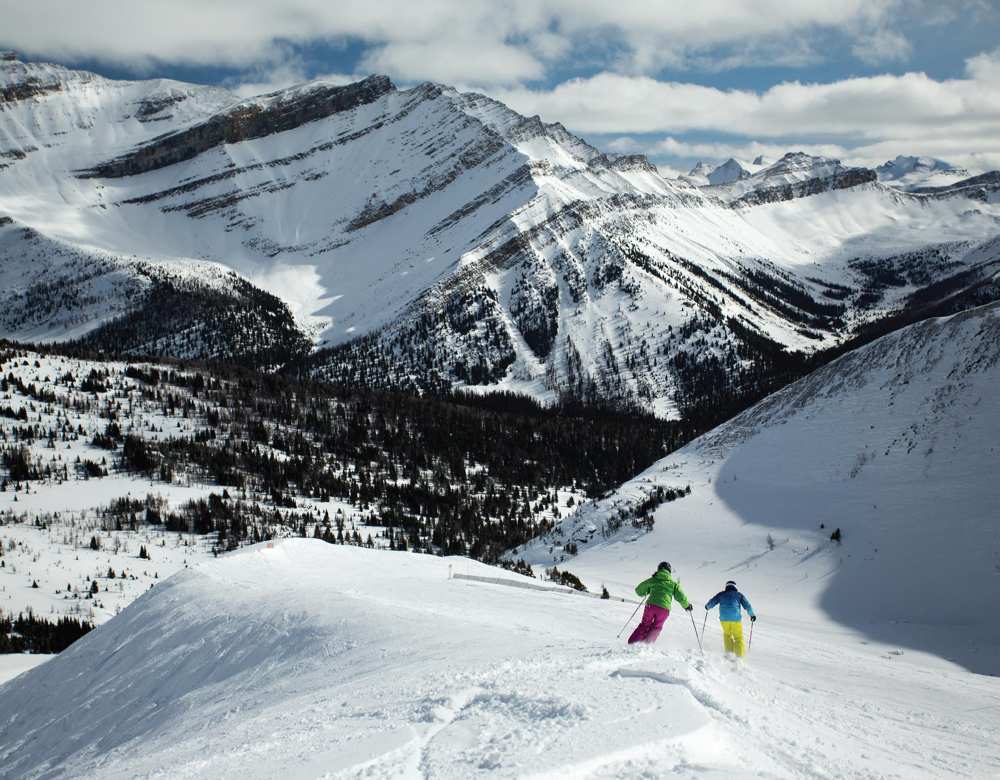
[2, 540, 998, 779]
[0, 217, 309, 367]
[517, 302, 1000, 674]
[705, 158, 750, 186]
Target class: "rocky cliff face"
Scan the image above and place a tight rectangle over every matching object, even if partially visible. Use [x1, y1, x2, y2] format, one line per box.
[910, 171, 1000, 201]
[733, 167, 877, 206]
[81, 76, 394, 178]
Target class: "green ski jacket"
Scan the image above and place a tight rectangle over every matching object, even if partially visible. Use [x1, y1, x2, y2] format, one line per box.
[635, 570, 690, 610]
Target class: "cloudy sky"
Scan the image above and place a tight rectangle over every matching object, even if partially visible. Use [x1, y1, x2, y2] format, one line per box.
[3, 1, 999, 174]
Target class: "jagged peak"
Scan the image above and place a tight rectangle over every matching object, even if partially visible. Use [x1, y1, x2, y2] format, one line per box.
[591, 153, 659, 174]
[449, 88, 602, 165]
[0, 57, 103, 86]
[247, 73, 394, 107]
[707, 158, 751, 186]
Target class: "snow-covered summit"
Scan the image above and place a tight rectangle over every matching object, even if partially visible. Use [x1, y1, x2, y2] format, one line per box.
[682, 160, 713, 185]
[876, 154, 971, 190]
[714, 151, 853, 196]
[706, 157, 751, 186]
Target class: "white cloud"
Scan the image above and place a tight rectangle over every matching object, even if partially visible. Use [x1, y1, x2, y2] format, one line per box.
[226, 51, 359, 98]
[965, 47, 1000, 82]
[514, 48, 1000, 174]
[851, 27, 913, 66]
[490, 54, 1000, 141]
[0, 0, 934, 86]
[360, 39, 543, 86]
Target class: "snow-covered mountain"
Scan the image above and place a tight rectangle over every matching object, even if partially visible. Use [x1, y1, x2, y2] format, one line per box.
[2, 57, 1000, 413]
[684, 157, 765, 187]
[876, 154, 971, 190]
[706, 151, 873, 201]
[706, 157, 751, 185]
[683, 160, 714, 185]
[0, 216, 309, 367]
[516, 301, 1000, 674]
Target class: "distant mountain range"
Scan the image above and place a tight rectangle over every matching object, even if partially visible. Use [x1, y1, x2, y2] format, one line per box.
[1, 57, 998, 414]
[687, 153, 973, 192]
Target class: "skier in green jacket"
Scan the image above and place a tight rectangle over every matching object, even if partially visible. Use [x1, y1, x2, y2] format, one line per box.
[628, 562, 692, 644]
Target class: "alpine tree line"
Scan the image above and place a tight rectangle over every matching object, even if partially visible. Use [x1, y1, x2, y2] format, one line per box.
[0, 610, 93, 653]
[0, 349, 687, 565]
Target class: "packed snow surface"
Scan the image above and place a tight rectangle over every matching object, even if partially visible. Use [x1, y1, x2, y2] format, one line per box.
[2, 539, 999, 779]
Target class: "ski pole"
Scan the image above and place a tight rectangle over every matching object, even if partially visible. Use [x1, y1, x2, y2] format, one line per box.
[616, 596, 647, 638]
[689, 608, 704, 654]
[748, 619, 754, 651]
[700, 611, 708, 645]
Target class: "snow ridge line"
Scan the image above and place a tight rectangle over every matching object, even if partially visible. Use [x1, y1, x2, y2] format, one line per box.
[450, 571, 640, 603]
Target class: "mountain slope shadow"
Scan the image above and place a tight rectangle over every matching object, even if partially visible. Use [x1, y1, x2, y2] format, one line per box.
[709, 303, 1000, 674]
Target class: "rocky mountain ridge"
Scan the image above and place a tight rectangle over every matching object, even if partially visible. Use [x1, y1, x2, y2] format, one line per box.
[1, 57, 998, 415]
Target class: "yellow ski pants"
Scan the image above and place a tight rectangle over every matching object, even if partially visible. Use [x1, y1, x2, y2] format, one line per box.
[721, 620, 745, 657]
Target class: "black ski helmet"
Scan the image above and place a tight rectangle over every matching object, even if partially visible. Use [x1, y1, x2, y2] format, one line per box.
[658, 561, 671, 573]
[725, 580, 737, 589]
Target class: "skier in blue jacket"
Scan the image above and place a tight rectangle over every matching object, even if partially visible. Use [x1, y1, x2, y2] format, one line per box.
[704, 580, 756, 657]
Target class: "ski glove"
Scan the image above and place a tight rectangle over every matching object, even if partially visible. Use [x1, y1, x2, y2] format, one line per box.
[684, 604, 693, 611]
[750, 615, 757, 622]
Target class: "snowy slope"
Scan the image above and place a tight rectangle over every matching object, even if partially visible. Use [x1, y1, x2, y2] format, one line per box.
[0, 653, 50, 686]
[876, 155, 971, 191]
[0, 349, 246, 625]
[1, 539, 998, 779]
[517, 301, 1000, 675]
[0, 216, 308, 366]
[2, 57, 1000, 411]
[682, 161, 713, 186]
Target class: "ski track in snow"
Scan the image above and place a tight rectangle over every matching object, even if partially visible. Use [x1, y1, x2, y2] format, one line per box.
[1, 541, 998, 779]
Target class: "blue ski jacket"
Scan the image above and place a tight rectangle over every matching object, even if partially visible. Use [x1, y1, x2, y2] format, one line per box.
[705, 585, 755, 622]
